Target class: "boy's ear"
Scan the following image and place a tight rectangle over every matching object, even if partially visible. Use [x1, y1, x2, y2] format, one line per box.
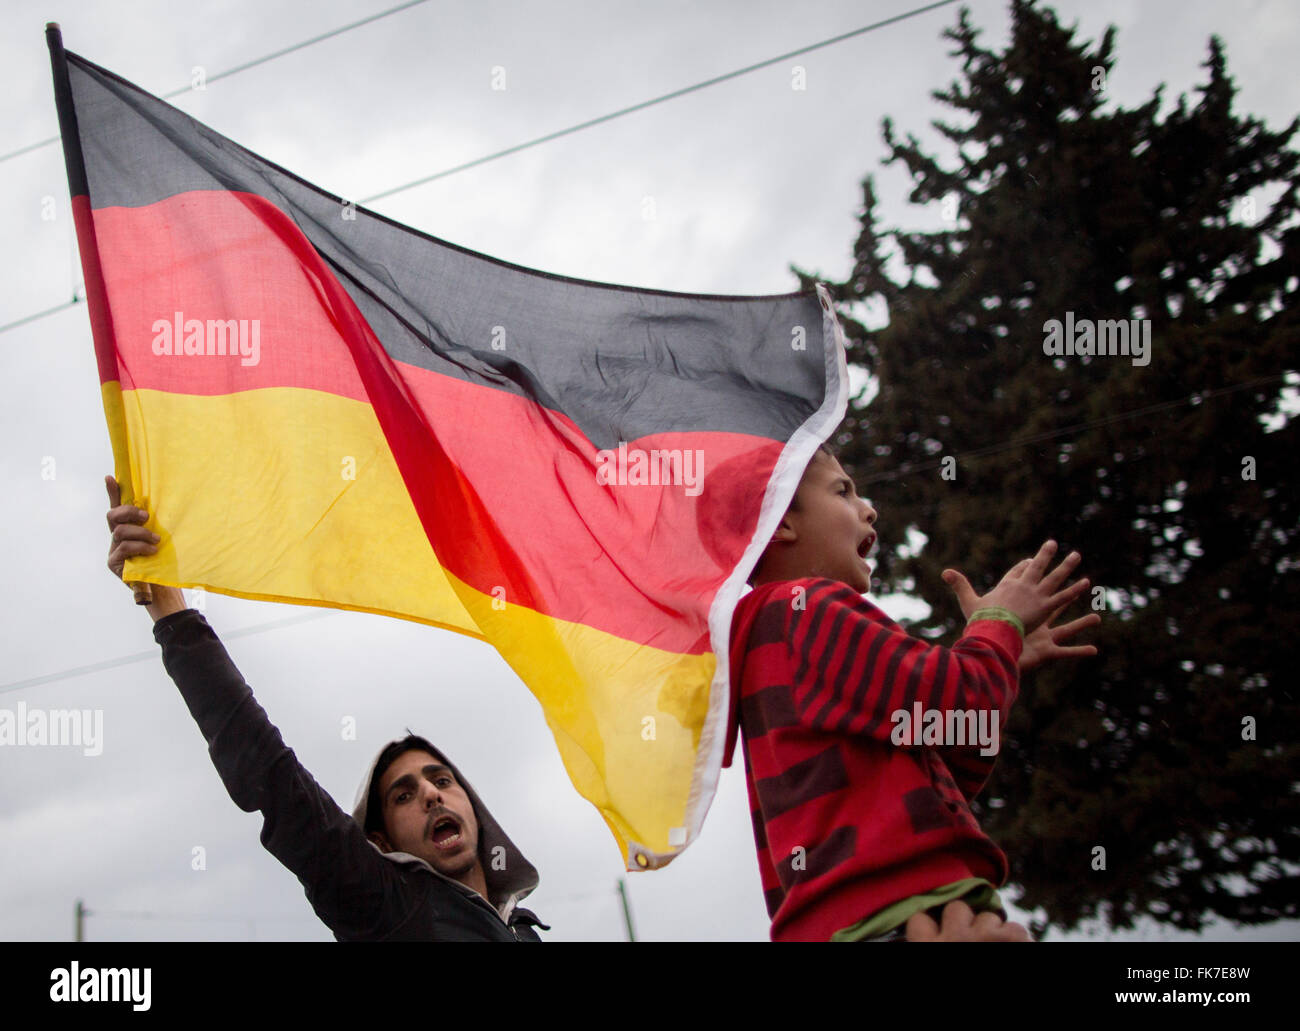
[769, 513, 798, 544]
[367, 830, 394, 853]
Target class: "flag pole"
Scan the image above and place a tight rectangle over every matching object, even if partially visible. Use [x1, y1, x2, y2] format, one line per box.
[46, 22, 152, 605]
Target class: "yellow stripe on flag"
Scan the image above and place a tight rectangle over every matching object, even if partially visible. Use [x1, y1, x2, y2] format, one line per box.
[115, 383, 479, 634]
[115, 382, 712, 857]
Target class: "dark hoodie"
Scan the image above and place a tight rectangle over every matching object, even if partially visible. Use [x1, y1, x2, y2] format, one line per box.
[153, 608, 547, 941]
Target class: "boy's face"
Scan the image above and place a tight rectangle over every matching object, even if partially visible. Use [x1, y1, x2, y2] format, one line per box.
[771, 451, 877, 593]
[370, 750, 483, 886]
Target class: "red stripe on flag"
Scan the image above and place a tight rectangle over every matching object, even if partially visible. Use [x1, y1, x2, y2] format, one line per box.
[72, 197, 123, 387]
[91, 192, 782, 652]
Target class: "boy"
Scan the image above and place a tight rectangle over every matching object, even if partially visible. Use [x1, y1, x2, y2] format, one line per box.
[725, 446, 1098, 942]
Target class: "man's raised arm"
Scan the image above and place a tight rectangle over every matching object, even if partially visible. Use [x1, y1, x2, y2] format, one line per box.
[104, 475, 404, 940]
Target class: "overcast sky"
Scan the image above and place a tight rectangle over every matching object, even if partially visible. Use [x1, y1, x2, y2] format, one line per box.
[2, 0, 1297, 942]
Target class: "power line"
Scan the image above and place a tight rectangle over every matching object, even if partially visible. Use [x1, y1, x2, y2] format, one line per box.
[78, 903, 316, 941]
[89, 890, 624, 941]
[2, 0, 962, 335]
[361, 0, 963, 203]
[531, 883, 626, 906]
[0, 0, 434, 167]
[857, 372, 1293, 485]
[86, 908, 315, 923]
[0, 297, 80, 335]
[0, 608, 333, 695]
[157, 0, 432, 101]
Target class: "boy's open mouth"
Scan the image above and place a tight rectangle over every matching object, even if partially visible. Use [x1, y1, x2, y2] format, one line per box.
[857, 533, 876, 558]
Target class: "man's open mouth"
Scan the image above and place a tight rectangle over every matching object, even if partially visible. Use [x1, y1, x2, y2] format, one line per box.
[428, 814, 463, 850]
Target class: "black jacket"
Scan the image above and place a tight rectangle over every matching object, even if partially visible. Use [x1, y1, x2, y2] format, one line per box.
[154, 608, 547, 941]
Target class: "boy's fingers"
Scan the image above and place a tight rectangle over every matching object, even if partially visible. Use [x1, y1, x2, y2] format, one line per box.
[105, 474, 120, 508]
[942, 569, 979, 611]
[1024, 539, 1058, 582]
[1039, 601, 1068, 628]
[1048, 577, 1090, 610]
[1053, 613, 1101, 639]
[1040, 550, 1082, 593]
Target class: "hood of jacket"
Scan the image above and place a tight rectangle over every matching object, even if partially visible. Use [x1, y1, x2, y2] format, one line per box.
[351, 734, 540, 918]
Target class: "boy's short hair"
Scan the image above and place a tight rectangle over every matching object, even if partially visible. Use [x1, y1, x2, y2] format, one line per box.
[787, 442, 837, 514]
[742, 442, 839, 584]
[694, 441, 840, 583]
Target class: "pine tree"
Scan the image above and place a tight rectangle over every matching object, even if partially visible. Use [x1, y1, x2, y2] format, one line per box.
[797, 0, 1300, 933]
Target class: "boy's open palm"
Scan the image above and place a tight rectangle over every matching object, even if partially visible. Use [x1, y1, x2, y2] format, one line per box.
[942, 540, 1090, 637]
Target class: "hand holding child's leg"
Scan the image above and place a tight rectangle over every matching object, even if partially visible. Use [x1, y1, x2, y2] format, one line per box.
[904, 899, 1033, 942]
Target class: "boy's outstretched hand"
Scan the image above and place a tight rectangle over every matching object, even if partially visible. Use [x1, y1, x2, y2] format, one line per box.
[942, 540, 1091, 640]
[1018, 604, 1100, 672]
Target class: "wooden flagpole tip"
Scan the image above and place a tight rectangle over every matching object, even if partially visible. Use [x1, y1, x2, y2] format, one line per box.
[46, 21, 61, 31]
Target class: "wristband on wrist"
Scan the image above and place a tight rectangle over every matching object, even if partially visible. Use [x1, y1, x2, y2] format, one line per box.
[966, 606, 1026, 639]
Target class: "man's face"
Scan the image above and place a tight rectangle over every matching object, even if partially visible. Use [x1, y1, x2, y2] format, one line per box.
[781, 451, 877, 593]
[371, 750, 482, 885]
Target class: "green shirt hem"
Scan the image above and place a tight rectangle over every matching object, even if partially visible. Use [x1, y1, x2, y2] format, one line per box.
[830, 878, 1005, 941]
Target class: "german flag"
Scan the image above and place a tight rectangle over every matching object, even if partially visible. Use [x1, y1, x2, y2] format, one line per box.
[47, 26, 848, 867]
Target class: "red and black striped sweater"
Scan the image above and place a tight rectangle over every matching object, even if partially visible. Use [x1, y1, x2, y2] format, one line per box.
[723, 577, 1023, 942]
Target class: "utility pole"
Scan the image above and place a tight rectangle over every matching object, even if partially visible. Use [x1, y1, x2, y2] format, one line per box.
[616, 878, 636, 942]
[74, 898, 85, 942]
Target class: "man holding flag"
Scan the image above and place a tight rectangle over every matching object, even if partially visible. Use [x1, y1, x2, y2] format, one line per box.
[105, 474, 548, 941]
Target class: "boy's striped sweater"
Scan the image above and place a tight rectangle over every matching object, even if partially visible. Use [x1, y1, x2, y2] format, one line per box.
[723, 577, 1023, 942]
